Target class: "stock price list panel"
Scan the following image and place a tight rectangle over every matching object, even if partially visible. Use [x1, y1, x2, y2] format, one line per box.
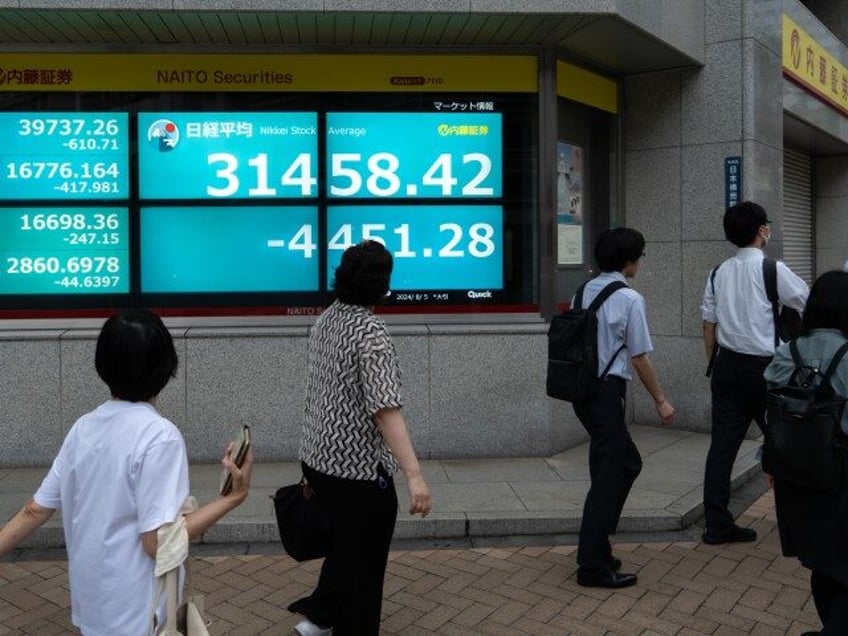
[140, 206, 319, 293]
[0, 207, 129, 294]
[0, 113, 129, 199]
[326, 112, 503, 297]
[138, 112, 318, 199]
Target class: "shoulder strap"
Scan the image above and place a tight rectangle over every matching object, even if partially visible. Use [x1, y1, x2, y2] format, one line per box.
[573, 282, 588, 311]
[587, 281, 628, 312]
[710, 264, 720, 295]
[823, 341, 848, 384]
[763, 257, 780, 347]
[588, 281, 628, 379]
[789, 339, 804, 368]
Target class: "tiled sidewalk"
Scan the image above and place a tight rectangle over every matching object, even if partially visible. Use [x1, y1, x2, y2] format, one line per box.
[0, 425, 763, 548]
[0, 486, 822, 635]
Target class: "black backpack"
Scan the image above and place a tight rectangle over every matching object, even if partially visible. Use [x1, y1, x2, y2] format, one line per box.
[762, 257, 803, 344]
[763, 339, 848, 492]
[546, 281, 627, 403]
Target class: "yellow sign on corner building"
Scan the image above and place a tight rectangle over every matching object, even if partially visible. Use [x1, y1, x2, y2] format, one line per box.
[782, 13, 848, 118]
[0, 53, 537, 93]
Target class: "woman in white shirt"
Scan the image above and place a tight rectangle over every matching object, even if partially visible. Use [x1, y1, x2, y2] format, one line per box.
[0, 309, 254, 636]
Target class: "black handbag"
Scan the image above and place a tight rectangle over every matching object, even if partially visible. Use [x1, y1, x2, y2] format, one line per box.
[272, 478, 331, 562]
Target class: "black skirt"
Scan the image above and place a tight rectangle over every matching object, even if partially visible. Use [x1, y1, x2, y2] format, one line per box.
[774, 475, 848, 586]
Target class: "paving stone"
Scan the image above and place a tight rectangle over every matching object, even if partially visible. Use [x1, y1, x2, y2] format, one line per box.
[0, 491, 825, 634]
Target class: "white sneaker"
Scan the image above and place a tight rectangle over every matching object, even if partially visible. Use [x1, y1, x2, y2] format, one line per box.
[294, 618, 333, 636]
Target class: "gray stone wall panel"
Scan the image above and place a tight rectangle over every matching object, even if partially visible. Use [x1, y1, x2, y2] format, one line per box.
[0, 339, 62, 466]
[428, 333, 551, 458]
[634, 241, 682, 337]
[624, 147, 682, 242]
[184, 335, 308, 462]
[706, 0, 742, 44]
[623, 70, 682, 151]
[681, 41, 744, 146]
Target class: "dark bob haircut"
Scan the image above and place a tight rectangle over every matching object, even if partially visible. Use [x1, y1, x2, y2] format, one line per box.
[95, 309, 178, 402]
[801, 270, 848, 337]
[332, 240, 393, 306]
[594, 227, 645, 273]
[724, 201, 769, 248]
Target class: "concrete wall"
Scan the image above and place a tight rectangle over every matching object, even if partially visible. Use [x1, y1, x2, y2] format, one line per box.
[0, 323, 579, 466]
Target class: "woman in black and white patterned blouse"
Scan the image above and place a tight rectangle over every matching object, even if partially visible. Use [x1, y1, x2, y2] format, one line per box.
[288, 240, 432, 636]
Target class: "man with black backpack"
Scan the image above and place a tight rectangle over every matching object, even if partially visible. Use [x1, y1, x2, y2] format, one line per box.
[701, 201, 808, 545]
[564, 228, 675, 589]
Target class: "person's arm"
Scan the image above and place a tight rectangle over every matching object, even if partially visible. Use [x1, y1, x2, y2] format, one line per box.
[375, 407, 431, 517]
[184, 445, 253, 539]
[703, 321, 717, 361]
[776, 262, 810, 313]
[631, 353, 675, 425]
[0, 499, 55, 558]
[140, 444, 255, 558]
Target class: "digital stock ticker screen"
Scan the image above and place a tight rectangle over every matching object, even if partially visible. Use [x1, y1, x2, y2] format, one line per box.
[0, 100, 532, 314]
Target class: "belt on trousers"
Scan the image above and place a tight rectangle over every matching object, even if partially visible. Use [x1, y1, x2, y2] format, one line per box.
[717, 345, 773, 362]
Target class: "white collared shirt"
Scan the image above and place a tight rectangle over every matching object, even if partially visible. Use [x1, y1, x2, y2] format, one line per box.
[701, 247, 809, 356]
[572, 271, 653, 381]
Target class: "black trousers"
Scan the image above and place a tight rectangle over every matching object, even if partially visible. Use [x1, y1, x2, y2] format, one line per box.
[703, 347, 771, 532]
[287, 462, 398, 635]
[573, 377, 642, 569]
[811, 570, 848, 634]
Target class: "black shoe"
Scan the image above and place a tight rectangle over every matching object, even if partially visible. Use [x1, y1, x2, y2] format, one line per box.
[576, 567, 637, 589]
[702, 525, 757, 545]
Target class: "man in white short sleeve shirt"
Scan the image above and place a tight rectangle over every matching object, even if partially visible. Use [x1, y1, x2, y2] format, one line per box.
[701, 201, 808, 545]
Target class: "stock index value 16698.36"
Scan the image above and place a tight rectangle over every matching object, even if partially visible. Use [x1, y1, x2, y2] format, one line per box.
[0, 207, 129, 294]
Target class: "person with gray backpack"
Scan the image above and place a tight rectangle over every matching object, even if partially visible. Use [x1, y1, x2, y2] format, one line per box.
[763, 270, 848, 635]
[556, 227, 675, 589]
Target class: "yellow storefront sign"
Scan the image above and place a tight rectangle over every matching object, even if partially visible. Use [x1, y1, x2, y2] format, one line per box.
[782, 14, 848, 117]
[0, 53, 537, 93]
[556, 61, 618, 114]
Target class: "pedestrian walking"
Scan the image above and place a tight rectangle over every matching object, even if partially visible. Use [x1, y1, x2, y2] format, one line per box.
[701, 201, 808, 544]
[572, 227, 675, 589]
[764, 270, 848, 635]
[0, 309, 254, 636]
[288, 240, 432, 635]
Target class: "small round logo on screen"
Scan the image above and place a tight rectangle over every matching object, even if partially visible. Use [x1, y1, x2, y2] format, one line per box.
[147, 119, 180, 151]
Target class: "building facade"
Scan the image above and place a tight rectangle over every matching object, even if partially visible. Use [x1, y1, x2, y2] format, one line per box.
[0, 0, 846, 466]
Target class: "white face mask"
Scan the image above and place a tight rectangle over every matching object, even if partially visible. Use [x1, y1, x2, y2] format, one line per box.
[760, 227, 771, 245]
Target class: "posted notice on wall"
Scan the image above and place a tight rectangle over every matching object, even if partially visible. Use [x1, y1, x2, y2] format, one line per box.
[557, 141, 583, 265]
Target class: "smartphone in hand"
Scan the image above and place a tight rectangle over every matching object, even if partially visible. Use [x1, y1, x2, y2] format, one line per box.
[219, 425, 251, 496]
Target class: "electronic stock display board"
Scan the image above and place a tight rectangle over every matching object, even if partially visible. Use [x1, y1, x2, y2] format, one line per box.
[0, 107, 507, 306]
[138, 110, 504, 298]
[0, 113, 130, 296]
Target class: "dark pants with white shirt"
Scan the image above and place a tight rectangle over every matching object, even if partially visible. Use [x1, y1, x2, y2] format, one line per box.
[288, 462, 398, 635]
[704, 346, 771, 533]
[573, 377, 643, 570]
